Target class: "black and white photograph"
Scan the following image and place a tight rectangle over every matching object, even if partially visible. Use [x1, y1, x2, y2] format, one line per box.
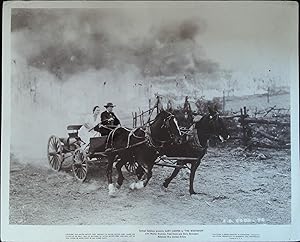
[1, 1, 299, 241]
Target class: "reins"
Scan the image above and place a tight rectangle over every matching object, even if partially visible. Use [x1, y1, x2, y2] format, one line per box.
[105, 112, 180, 152]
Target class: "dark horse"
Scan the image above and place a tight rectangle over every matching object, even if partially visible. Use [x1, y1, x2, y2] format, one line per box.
[162, 107, 230, 194]
[105, 110, 182, 196]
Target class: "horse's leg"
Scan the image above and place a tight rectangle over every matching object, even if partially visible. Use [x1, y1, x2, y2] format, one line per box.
[106, 155, 114, 184]
[106, 154, 116, 196]
[129, 149, 156, 190]
[189, 151, 206, 195]
[189, 159, 201, 195]
[163, 160, 183, 188]
[130, 165, 147, 190]
[142, 164, 153, 187]
[136, 164, 144, 180]
[115, 158, 126, 189]
[130, 163, 153, 190]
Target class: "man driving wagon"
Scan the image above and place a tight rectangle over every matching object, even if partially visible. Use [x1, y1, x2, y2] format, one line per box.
[99, 102, 120, 136]
[78, 102, 120, 146]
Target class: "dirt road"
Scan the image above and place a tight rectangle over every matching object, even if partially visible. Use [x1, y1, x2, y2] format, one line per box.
[9, 146, 290, 225]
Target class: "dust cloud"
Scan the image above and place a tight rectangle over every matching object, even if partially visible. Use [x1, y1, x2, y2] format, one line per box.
[11, 8, 224, 160]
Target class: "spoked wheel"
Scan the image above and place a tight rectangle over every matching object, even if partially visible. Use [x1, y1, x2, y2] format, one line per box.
[72, 148, 89, 182]
[47, 135, 63, 171]
[125, 160, 139, 174]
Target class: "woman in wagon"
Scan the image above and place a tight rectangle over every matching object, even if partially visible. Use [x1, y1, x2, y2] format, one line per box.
[78, 105, 102, 145]
[100, 102, 120, 135]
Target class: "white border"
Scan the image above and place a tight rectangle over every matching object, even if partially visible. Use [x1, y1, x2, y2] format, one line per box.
[1, 1, 299, 242]
[1, 1, 12, 238]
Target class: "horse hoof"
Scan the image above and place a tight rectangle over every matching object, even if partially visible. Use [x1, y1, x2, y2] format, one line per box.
[163, 182, 169, 188]
[135, 181, 144, 190]
[129, 182, 136, 190]
[109, 191, 117, 197]
[190, 191, 207, 196]
[161, 185, 168, 192]
[108, 184, 117, 197]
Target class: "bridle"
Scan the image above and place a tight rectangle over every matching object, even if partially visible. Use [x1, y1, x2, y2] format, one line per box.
[161, 113, 182, 142]
[208, 112, 220, 134]
[147, 113, 182, 148]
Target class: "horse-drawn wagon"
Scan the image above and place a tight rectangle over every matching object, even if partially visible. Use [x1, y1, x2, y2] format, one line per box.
[46, 106, 180, 182]
[47, 124, 111, 182]
[47, 103, 229, 196]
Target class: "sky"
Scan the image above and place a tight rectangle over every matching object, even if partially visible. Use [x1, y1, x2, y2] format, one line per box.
[9, 2, 298, 158]
[11, 2, 297, 91]
[196, 2, 296, 85]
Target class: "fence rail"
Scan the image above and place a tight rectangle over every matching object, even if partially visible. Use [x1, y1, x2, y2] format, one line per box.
[224, 106, 290, 150]
[132, 98, 290, 150]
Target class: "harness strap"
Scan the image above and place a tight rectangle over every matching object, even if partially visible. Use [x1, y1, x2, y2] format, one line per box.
[126, 128, 146, 148]
[105, 140, 148, 154]
[105, 126, 121, 150]
[179, 124, 207, 149]
[144, 127, 166, 149]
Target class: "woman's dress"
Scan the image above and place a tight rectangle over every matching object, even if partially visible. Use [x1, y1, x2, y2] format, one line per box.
[78, 114, 101, 145]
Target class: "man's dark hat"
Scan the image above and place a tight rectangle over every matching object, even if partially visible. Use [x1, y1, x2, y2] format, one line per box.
[104, 102, 116, 108]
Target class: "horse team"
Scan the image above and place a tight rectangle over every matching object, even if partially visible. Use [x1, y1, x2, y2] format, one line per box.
[104, 107, 229, 197]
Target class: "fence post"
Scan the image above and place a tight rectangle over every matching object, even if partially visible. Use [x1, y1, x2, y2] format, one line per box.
[132, 112, 134, 128]
[241, 106, 252, 149]
[223, 90, 225, 112]
[240, 107, 248, 146]
[156, 95, 160, 114]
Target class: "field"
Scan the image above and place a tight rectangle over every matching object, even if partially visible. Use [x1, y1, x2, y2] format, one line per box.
[9, 146, 290, 225]
[8, 93, 291, 225]
[224, 92, 290, 114]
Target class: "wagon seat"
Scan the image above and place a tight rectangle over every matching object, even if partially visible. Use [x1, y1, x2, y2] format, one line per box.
[59, 125, 83, 149]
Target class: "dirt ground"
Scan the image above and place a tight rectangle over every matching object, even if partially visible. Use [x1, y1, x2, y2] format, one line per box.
[9, 146, 291, 225]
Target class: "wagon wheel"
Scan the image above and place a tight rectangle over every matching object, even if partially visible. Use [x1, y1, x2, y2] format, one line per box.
[125, 160, 139, 174]
[47, 135, 63, 171]
[72, 148, 89, 182]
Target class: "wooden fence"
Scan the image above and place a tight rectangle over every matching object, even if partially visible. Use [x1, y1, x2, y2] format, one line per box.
[132, 95, 290, 149]
[221, 106, 290, 149]
[132, 96, 162, 128]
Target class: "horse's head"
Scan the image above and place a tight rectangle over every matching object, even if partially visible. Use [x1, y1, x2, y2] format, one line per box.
[196, 107, 230, 143]
[150, 110, 182, 145]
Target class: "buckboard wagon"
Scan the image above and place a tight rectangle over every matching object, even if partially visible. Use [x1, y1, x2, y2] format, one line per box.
[47, 125, 99, 181]
[47, 96, 203, 186]
[47, 124, 141, 182]
[47, 96, 230, 196]
[47, 122, 201, 183]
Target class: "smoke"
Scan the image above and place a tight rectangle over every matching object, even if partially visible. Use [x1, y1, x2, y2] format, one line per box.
[12, 8, 221, 79]
[11, 8, 225, 160]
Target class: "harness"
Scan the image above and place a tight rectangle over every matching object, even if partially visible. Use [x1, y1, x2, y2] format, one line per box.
[208, 112, 220, 133]
[161, 114, 181, 141]
[105, 113, 179, 152]
[181, 124, 207, 150]
[126, 128, 147, 148]
[144, 127, 166, 149]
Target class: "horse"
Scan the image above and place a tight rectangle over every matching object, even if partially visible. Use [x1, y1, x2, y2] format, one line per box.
[171, 109, 194, 128]
[162, 107, 230, 195]
[105, 110, 182, 196]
